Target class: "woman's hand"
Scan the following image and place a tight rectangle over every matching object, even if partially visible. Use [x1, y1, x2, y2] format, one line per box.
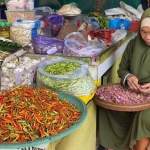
[138, 83, 150, 94]
[126, 74, 140, 91]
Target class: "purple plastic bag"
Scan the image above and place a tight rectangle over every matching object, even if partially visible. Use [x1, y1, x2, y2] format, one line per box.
[32, 35, 64, 54]
[44, 14, 64, 37]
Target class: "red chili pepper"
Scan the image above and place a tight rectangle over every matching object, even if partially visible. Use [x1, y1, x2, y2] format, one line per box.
[0, 86, 81, 143]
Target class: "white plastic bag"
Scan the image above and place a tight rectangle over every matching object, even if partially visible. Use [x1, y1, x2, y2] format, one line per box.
[120, 1, 142, 20]
[63, 32, 103, 59]
[111, 30, 127, 44]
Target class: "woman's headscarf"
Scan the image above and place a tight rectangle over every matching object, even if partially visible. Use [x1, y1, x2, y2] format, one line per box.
[129, 7, 150, 83]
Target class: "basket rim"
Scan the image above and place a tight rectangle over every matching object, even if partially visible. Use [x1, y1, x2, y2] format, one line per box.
[94, 83, 150, 112]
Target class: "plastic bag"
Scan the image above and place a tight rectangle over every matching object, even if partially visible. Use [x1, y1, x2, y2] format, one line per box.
[32, 35, 64, 54]
[84, 17, 100, 29]
[44, 14, 64, 37]
[111, 30, 127, 43]
[37, 57, 96, 96]
[57, 2, 81, 15]
[63, 32, 103, 59]
[109, 18, 131, 30]
[34, 6, 54, 15]
[10, 20, 43, 46]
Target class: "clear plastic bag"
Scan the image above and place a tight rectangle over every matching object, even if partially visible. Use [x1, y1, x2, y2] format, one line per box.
[10, 21, 43, 46]
[57, 2, 81, 15]
[37, 57, 96, 96]
[84, 17, 100, 29]
[32, 35, 64, 54]
[111, 30, 127, 43]
[63, 32, 103, 59]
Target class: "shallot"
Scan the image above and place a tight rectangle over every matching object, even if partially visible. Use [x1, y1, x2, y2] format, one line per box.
[96, 84, 150, 104]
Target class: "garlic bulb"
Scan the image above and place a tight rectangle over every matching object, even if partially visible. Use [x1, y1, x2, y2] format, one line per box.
[1, 55, 46, 92]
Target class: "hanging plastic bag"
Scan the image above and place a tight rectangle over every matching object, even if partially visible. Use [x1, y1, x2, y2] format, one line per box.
[63, 32, 103, 59]
[37, 57, 96, 96]
[109, 18, 131, 30]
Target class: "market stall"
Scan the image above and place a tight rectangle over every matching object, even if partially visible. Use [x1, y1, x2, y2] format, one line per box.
[0, 0, 140, 150]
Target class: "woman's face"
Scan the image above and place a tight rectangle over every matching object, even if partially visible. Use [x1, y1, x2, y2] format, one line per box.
[140, 26, 150, 45]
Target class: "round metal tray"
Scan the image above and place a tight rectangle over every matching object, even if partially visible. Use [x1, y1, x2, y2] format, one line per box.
[94, 83, 150, 112]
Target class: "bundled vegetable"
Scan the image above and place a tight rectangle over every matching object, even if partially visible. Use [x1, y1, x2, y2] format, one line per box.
[87, 12, 109, 28]
[0, 86, 81, 143]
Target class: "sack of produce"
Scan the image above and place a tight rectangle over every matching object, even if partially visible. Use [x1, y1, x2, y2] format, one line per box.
[10, 20, 44, 46]
[37, 57, 96, 96]
[63, 32, 103, 60]
[32, 35, 64, 54]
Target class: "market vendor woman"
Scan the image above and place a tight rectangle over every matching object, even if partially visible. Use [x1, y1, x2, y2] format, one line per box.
[98, 8, 150, 150]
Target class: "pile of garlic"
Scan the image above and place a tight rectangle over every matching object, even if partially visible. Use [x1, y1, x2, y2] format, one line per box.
[1, 56, 45, 92]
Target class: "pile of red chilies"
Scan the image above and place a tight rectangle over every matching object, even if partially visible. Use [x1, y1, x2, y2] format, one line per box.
[0, 86, 81, 143]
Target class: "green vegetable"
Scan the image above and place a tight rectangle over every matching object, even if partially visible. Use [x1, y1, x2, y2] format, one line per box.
[37, 71, 96, 96]
[0, 40, 21, 52]
[44, 62, 81, 75]
[87, 12, 109, 28]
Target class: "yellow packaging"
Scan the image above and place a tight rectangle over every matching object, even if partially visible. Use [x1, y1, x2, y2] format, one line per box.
[78, 90, 96, 104]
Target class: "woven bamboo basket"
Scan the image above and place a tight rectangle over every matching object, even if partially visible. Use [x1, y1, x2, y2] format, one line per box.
[94, 83, 150, 112]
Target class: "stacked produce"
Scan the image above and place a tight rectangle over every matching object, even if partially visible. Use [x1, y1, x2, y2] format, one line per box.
[0, 86, 81, 143]
[96, 84, 150, 104]
[10, 20, 44, 46]
[1, 55, 46, 92]
[37, 57, 96, 96]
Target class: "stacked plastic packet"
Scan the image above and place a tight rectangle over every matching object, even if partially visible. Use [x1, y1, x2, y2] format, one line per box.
[5, 0, 35, 22]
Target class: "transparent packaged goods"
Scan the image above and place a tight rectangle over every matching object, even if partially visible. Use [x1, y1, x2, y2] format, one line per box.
[1, 55, 46, 92]
[5, 10, 35, 22]
[10, 20, 44, 46]
[36, 57, 96, 96]
[5, 0, 34, 10]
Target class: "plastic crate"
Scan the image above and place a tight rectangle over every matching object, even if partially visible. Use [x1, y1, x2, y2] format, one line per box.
[5, 10, 35, 22]
[127, 21, 140, 32]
